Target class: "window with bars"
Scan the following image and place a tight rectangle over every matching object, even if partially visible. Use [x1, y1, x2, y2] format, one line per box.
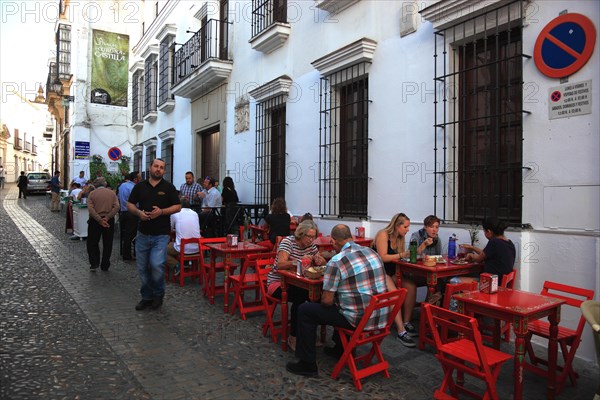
[433, 1, 524, 225]
[131, 70, 143, 124]
[251, 0, 287, 37]
[158, 38, 173, 106]
[319, 63, 369, 218]
[255, 95, 286, 204]
[56, 24, 71, 80]
[144, 55, 157, 116]
[145, 148, 156, 179]
[134, 152, 142, 176]
[161, 140, 174, 183]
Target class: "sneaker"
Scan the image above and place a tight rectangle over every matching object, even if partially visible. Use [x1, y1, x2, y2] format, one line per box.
[397, 332, 417, 348]
[135, 299, 153, 311]
[150, 296, 164, 310]
[404, 322, 419, 337]
[90, 265, 99, 271]
[286, 360, 318, 377]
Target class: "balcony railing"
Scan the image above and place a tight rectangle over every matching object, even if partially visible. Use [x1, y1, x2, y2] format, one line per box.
[24, 141, 32, 153]
[173, 19, 231, 87]
[32, 144, 38, 155]
[14, 138, 23, 150]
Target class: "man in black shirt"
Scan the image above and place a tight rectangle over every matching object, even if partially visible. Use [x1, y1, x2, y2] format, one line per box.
[127, 159, 181, 310]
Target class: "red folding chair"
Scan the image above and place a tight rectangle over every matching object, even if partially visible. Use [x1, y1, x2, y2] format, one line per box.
[524, 281, 594, 394]
[423, 303, 512, 400]
[198, 237, 238, 302]
[165, 237, 203, 287]
[331, 288, 407, 391]
[256, 258, 286, 343]
[229, 252, 277, 320]
[419, 281, 478, 350]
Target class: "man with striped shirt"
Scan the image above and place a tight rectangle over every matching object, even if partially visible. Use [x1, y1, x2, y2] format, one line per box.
[286, 224, 388, 377]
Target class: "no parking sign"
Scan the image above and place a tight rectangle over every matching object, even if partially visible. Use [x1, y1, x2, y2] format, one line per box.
[107, 147, 122, 161]
[534, 13, 596, 79]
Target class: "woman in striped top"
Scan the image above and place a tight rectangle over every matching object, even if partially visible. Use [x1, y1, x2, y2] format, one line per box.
[267, 220, 327, 351]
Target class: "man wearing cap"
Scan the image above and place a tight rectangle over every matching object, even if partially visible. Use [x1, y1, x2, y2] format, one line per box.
[86, 179, 120, 271]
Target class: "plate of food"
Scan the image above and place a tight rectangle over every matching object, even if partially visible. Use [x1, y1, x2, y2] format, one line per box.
[430, 255, 445, 263]
[450, 258, 469, 265]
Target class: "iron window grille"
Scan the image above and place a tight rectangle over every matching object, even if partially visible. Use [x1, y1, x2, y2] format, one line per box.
[145, 148, 156, 179]
[131, 70, 143, 124]
[56, 24, 71, 80]
[319, 62, 370, 218]
[158, 38, 174, 106]
[251, 0, 287, 38]
[255, 94, 287, 205]
[134, 152, 142, 176]
[161, 140, 174, 183]
[432, 0, 526, 226]
[144, 55, 158, 116]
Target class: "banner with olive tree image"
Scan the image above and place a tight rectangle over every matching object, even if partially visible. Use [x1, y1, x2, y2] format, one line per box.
[90, 30, 129, 106]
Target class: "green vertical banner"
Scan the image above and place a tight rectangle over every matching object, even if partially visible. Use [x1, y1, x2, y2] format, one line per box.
[90, 30, 129, 106]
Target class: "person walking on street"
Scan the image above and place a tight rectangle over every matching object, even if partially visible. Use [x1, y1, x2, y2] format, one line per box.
[117, 171, 140, 260]
[0, 165, 5, 189]
[86, 180, 120, 271]
[127, 159, 181, 311]
[50, 170, 61, 211]
[17, 171, 28, 199]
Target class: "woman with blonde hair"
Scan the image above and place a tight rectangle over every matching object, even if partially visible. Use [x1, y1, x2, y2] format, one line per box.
[373, 213, 417, 348]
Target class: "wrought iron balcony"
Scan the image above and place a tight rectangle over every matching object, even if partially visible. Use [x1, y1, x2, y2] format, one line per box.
[171, 19, 232, 99]
[24, 141, 32, 153]
[32, 144, 38, 155]
[14, 138, 23, 150]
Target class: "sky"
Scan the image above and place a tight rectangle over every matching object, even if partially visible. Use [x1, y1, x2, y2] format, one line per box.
[0, 1, 57, 119]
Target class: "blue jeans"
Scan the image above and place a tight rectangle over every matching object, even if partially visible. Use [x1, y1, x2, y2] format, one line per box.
[135, 232, 169, 300]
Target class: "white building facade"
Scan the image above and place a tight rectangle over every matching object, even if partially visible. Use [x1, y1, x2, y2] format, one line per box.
[129, 0, 599, 362]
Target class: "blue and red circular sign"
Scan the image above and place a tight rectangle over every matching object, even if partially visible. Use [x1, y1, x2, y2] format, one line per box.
[550, 91, 561, 102]
[534, 13, 596, 79]
[107, 147, 122, 161]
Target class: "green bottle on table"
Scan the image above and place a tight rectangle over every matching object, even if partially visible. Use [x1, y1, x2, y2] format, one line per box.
[409, 240, 418, 263]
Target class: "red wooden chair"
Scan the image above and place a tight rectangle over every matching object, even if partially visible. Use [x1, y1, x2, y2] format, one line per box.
[198, 237, 238, 302]
[423, 303, 512, 400]
[331, 288, 407, 391]
[419, 281, 478, 350]
[229, 252, 277, 320]
[165, 238, 203, 287]
[524, 281, 594, 394]
[256, 258, 287, 343]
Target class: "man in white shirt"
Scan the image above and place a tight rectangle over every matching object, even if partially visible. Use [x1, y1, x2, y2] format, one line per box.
[166, 199, 201, 275]
[72, 171, 87, 186]
[199, 177, 222, 236]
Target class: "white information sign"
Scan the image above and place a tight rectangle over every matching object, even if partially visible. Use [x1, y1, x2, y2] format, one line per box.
[548, 80, 592, 120]
[108, 162, 119, 172]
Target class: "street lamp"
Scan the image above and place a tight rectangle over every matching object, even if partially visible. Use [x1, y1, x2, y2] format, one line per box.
[51, 79, 63, 95]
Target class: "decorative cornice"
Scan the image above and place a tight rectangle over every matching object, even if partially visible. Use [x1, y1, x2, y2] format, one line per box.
[143, 138, 157, 148]
[129, 61, 144, 73]
[249, 23, 291, 54]
[420, 0, 508, 30]
[314, 0, 361, 15]
[132, 0, 180, 54]
[311, 37, 377, 75]
[131, 144, 143, 153]
[156, 24, 177, 42]
[158, 129, 176, 142]
[249, 76, 293, 102]
[141, 44, 159, 60]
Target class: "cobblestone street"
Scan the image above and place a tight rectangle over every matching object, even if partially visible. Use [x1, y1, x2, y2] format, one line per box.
[1, 184, 598, 399]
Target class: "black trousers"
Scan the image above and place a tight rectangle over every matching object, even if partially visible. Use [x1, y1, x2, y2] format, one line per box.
[18, 187, 27, 198]
[87, 217, 115, 269]
[295, 302, 353, 364]
[271, 286, 310, 337]
[119, 211, 138, 259]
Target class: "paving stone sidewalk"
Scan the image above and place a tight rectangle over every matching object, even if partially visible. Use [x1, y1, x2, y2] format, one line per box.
[1, 184, 597, 399]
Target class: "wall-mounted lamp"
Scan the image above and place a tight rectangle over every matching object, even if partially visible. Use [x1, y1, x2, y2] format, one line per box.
[51, 79, 63, 95]
[186, 29, 196, 34]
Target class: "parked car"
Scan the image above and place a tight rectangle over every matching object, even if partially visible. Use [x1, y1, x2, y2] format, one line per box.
[26, 172, 51, 194]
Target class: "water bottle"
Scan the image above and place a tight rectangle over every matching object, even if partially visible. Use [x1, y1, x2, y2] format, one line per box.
[448, 235, 457, 260]
[409, 240, 418, 263]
